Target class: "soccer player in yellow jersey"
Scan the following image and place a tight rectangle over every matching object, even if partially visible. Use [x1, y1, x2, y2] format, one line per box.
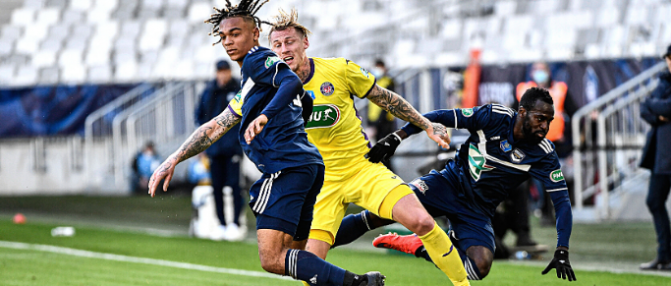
[265, 9, 470, 286]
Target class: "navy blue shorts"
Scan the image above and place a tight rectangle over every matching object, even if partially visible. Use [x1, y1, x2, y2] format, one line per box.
[408, 169, 495, 254]
[249, 164, 324, 241]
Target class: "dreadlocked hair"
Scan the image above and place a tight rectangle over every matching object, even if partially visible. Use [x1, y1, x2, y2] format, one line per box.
[204, 0, 272, 46]
[267, 8, 312, 43]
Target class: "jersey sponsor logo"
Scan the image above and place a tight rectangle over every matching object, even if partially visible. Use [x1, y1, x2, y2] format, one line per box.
[320, 82, 335, 96]
[264, 56, 282, 69]
[511, 148, 525, 163]
[305, 104, 341, 129]
[410, 179, 429, 194]
[550, 169, 565, 182]
[233, 90, 242, 103]
[461, 108, 474, 117]
[500, 139, 512, 152]
[468, 144, 495, 181]
[360, 67, 370, 78]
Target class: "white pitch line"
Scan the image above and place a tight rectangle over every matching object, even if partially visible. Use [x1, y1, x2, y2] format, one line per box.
[0, 240, 292, 281]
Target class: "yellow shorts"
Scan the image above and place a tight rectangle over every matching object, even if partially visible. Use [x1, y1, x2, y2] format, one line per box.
[308, 157, 411, 245]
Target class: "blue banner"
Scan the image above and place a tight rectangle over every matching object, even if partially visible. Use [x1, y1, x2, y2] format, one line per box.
[0, 84, 137, 137]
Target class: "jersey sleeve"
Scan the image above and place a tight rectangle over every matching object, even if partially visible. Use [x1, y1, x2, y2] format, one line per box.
[400, 105, 492, 136]
[530, 152, 573, 248]
[243, 50, 291, 88]
[226, 90, 243, 118]
[345, 59, 376, 98]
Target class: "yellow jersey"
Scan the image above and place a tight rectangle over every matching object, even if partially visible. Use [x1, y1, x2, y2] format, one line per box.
[303, 57, 377, 179]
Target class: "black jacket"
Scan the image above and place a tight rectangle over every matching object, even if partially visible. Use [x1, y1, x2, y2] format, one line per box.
[195, 78, 242, 157]
[640, 71, 671, 174]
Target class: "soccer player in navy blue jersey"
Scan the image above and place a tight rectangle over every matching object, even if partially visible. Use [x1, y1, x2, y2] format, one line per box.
[148, 1, 384, 285]
[333, 87, 577, 282]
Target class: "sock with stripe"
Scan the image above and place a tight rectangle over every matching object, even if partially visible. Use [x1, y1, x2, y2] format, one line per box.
[415, 243, 482, 280]
[418, 222, 470, 286]
[332, 210, 372, 248]
[286, 249, 365, 286]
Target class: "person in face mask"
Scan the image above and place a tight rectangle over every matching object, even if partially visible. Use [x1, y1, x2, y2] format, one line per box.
[516, 62, 578, 229]
[367, 59, 397, 171]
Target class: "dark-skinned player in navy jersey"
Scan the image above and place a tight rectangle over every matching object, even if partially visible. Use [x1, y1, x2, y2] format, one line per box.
[147, 1, 384, 285]
[332, 87, 576, 282]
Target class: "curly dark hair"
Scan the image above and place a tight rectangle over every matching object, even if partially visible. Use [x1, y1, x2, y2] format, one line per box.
[204, 0, 272, 46]
[520, 87, 553, 111]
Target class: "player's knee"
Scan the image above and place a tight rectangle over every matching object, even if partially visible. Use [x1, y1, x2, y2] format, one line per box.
[259, 256, 283, 275]
[410, 213, 435, 235]
[473, 257, 492, 278]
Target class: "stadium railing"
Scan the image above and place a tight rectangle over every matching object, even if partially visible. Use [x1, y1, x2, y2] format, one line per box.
[571, 61, 667, 220]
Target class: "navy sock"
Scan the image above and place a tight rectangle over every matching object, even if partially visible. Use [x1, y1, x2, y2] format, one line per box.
[332, 210, 372, 248]
[285, 249, 346, 286]
[415, 246, 482, 280]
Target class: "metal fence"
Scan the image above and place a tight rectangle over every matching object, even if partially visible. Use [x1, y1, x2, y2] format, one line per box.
[571, 61, 667, 219]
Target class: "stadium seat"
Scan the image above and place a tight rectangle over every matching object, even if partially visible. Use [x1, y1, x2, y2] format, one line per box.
[11, 8, 35, 26]
[32, 50, 56, 67]
[1, 26, 22, 42]
[23, 0, 44, 9]
[15, 65, 38, 86]
[0, 40, 12, 56]
[37, 8, 60, 25]
[115, 61, 138, 81]
[61, 64, 87, 83]
[15, 38, 39, 55]
[24, 25, 48, 43]
[87, 7, 111, 23]
[596, 7, 620, 27]
[188, 2, 210, 23]
[60, 9, 85, 24]
[70, 0, 92, 11]
[0, 65, 15, 85]
[38, 66, 60, 85]
[88, 64, 112, 83]
[59, 49, 83, 67]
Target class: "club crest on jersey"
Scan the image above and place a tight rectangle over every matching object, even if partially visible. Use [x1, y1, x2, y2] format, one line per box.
[306, 104, 341, 129]
[410, 179, 429, 194]
[320, 82, 335, 96]
[360, 67, 370, 78]
[468, 144, 495, 181]
[264, 56, 281, 69]
[511, 148, 525, 163]
[500, 139, 512, 152]
[461, 108, 474, 117]
[550, 169, 565, 182]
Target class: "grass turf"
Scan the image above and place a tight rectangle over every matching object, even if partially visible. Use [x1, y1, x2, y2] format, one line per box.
[2, 220, 670, 286]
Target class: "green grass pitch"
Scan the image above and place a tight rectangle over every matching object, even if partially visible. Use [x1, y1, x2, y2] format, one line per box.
[2, 221, 670, 286]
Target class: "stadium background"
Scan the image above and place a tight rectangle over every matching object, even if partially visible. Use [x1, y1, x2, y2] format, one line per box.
[1, 0, 671, 285]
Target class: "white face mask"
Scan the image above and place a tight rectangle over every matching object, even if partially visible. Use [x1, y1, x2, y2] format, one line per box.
[532, 70, 549, 84]
[371, 67, 384, 78]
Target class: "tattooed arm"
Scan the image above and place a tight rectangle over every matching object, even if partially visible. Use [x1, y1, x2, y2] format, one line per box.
[367, 85, 450, 148]
[148, 109, 241, 197]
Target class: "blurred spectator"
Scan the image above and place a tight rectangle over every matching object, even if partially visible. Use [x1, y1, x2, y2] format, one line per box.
[367, 59, 396, 170]
[639, 45, 671, 271]
[517, 62, 578, 226]
[188, 153, 212, 186]
[131, 142, 161, 194]
[195, 60, 245, 241]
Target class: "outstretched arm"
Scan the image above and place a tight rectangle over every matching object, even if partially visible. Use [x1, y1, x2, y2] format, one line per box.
[367, 85, 449, 148]
[148, 109, 241, 196]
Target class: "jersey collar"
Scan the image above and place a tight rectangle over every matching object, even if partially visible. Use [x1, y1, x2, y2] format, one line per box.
[302, 58, 315, 84]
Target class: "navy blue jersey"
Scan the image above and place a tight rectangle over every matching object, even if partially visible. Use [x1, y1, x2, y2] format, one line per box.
[402, 104, 573, 247]
[228, 46, 323, 174]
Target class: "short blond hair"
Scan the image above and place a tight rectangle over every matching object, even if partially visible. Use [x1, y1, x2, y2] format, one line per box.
[267, 8, 312, 43]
